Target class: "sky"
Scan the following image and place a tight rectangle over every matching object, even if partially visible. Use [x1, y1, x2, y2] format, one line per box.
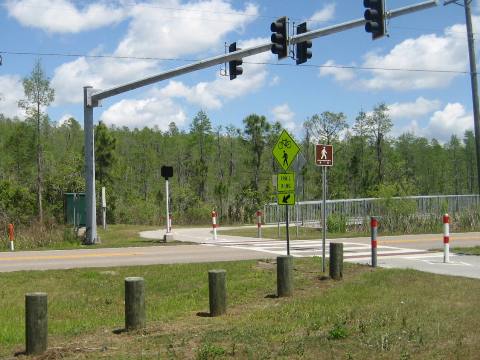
[0, 0, 479, 142]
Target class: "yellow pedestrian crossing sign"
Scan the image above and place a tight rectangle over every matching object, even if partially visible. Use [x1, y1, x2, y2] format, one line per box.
[272, 130, 300, 171]
[278, 192, 295, 205]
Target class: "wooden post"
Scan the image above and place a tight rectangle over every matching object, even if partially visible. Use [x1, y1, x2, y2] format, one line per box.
[209, 270, 226, 316]
[329, 242, 343, 280]
[125, 277, 145, 330]
[25, 292, 48, 355]
[277, 255, 293, 297]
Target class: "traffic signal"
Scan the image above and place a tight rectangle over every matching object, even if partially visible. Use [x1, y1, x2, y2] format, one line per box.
[270, 16, 288, 60]
[364, 0, 386, 40]
[228, 42, 243, 80]
[296, 22, 312, 65]
[161, 165, 173, 179]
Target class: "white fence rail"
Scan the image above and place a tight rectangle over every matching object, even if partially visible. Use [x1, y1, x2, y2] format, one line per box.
[263, 195, 480, 225]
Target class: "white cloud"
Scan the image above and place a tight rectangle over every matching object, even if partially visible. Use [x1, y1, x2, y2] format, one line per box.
[6, 0, 127, 33]
[426, 103, 473, 140]
[115, 0, 258, 58]
[270, 75, 280, 86]
[398, 103, 473, 142]
[310, 4, 335, 25]
[56, 113, 74, 127]
[319, 60, 356, 82]
[388, 97, 442, 120]
[360, 31, 465, 90]
[50, 1, 261, 107]
[0, 75, 26, 119]
[271, 103, 297, 132]
[100, 97, 187, 130]
[155, 37, 272, 109]
[51, 57, 158, 105]
[322, 18, 479, 91]
[159, 81, 222, 109]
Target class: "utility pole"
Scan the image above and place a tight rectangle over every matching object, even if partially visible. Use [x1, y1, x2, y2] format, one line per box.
[464, 0, 480, 194]
[445, 0, 480, 193]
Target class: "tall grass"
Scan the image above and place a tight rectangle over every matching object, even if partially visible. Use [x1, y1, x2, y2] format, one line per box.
[0, 220, 78, 250]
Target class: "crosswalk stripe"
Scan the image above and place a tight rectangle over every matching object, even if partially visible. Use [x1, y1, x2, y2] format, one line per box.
[201, 239, 434, 259]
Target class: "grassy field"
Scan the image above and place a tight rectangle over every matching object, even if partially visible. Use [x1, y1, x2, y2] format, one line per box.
[2, 259, 480, 359]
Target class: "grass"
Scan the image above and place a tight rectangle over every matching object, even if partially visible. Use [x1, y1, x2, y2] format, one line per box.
[0, 224, 191, 252]
[451, 246, 480, 255]
[2, 259, 480, 359]
[218, 225, 367, 240]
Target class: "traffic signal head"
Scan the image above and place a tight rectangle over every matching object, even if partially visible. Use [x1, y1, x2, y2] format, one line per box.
[270, 16, 288, 60]
[296, 22, 312, 65]
[161, 165, 173, 179]
[228, 42, 243, 80]
[364, 0, 386, 40]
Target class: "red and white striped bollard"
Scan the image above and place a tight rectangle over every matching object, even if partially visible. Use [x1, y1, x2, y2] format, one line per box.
[8, 223, 14, 251]
[443, 213, 450, 263]
[256, 210, 262, 238]
[212, 210, 218, 240]
[371, 217, 378, 267]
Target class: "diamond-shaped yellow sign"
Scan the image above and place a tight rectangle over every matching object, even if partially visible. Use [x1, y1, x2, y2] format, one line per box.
[272, 130, 300, 171]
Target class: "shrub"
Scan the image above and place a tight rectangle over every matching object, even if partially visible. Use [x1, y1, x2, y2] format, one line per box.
[327, 213, 347, 233]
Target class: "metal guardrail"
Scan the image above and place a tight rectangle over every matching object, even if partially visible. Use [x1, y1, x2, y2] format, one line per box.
[263, 195, 480, 225]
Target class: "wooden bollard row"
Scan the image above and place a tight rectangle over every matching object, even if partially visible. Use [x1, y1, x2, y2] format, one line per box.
[23, 248, 345, 356]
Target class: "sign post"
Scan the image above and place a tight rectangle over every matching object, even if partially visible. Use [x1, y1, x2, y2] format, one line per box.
[161, 166, 174, 242]
[273, 130, 300, 255]
[277, 172, 295, 255]
[315, 144, 333, 273]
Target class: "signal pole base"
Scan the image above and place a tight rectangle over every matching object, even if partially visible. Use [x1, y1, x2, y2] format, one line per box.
[163, 233, 174, 242]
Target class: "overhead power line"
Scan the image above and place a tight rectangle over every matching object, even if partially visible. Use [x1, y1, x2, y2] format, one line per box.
[0, 50, 199, 63]
[0, 50, 469, 75]
[246, 61, 469, 75]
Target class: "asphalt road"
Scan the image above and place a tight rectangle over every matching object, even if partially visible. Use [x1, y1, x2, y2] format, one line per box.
[0, 226, 479, 279]
[0, 245, 275, 272]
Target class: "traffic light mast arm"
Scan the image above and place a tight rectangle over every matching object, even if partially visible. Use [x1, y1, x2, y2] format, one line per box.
[289, 0, 438, 45]
[91, 43, 270, 102]
[90, 0, 438, 103]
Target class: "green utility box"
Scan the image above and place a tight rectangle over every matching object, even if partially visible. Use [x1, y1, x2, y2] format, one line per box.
[64, 193, 86, 226]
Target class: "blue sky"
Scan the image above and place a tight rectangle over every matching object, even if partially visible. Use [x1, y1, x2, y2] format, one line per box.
[0, 0, 479, 142]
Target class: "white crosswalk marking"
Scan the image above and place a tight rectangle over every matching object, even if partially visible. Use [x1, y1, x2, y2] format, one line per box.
[201, 238, 432, 259]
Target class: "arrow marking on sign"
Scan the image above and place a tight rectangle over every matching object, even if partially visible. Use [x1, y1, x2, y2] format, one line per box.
[282, 194, 290, 203]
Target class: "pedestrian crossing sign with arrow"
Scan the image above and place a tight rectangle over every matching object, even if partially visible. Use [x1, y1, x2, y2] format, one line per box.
[278, 191, 295, 205]
[272, 130, 300, 171]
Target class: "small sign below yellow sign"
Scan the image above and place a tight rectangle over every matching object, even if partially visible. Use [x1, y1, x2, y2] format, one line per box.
[277, 172, 295, 193]
[278, 192, 295, 205]
[272, 130, 300, 171]
[277, 172, 295, 206]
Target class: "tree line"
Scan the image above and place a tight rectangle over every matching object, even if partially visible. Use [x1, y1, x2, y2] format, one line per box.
[0, 61, 477, 227]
